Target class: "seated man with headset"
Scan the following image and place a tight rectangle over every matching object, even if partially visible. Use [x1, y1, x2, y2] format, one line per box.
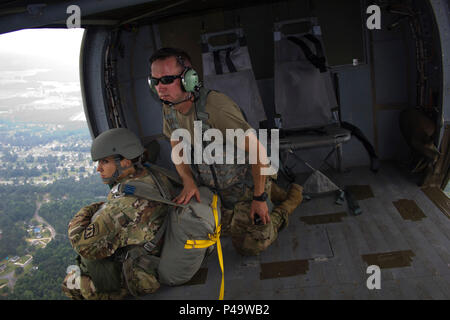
[148, 47, 303, 256]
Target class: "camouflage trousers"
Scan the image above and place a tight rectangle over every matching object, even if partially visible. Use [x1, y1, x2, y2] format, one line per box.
[220, 179, 289, 256]
[62, 267, 159, 300]
[62, 249, 160, 300]
[62, 272, 129, 300]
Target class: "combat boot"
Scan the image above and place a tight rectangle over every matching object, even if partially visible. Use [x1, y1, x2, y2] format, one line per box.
[270, 182, 288, 203]
[270, 183, 303, 231]
[275, 183, 303, 216]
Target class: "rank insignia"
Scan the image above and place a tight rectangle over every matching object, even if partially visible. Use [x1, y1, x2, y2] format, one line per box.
[84, 223, 97, 239]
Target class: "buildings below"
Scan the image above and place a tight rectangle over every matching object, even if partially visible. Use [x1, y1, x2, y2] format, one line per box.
[0, 122, 96, 186]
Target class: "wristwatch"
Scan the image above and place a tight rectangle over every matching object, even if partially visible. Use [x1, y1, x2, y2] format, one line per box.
[253, 192, 268, 202]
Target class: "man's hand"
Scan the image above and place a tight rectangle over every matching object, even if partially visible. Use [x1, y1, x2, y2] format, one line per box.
[250, 200, 270, 225]
[173, 179, 201, 204]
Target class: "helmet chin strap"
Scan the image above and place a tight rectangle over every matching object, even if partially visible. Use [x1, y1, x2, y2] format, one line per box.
[101, 156, 133, 185]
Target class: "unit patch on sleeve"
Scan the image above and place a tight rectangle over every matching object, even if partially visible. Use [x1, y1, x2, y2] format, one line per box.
[84, 223, 98, 240]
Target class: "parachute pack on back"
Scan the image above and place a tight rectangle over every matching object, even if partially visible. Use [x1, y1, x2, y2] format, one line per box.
[118, 164, 224, 299]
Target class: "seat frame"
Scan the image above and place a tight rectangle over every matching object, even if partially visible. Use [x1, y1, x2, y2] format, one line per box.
[273, 18, 351, 182]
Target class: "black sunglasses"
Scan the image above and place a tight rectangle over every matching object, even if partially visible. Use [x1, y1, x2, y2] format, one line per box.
[148, 72, 183, 87]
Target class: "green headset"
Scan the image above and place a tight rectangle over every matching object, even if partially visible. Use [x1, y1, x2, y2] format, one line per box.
[148, 55, 200, 95]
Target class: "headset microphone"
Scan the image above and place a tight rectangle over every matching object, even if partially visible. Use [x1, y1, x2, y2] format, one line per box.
[160, 93, 193, 108]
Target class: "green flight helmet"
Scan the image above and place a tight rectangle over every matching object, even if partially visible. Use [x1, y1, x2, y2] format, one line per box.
[91, 128, 145, 161]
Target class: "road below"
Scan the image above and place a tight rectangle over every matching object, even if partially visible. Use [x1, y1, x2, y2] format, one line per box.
[0, 271, 17, 289]
[33, 197, 56, 239]
[1, 197, 57, 291]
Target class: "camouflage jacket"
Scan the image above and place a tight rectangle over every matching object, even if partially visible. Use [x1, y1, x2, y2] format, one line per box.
[68, 169, 173, 260]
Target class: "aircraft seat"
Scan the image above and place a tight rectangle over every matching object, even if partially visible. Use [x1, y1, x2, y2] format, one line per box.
[200, 28, 267, 130]
[274, 18, 351, 181]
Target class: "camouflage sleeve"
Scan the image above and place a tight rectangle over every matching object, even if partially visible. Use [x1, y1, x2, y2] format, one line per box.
[68, 202, 104, 245]
[69, 196, 168, 260]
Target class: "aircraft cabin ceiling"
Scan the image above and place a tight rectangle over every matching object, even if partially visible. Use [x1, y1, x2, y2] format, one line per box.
[0, 0, 274, 34]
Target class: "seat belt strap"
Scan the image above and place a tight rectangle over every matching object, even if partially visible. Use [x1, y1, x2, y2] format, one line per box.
[287, 35, 327, 73]
[303, 34, 327, 73]
[213, 50, 223, 75]
[225, 48, 237, 73]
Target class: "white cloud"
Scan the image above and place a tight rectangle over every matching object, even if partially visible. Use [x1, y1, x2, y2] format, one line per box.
[0, 28, 84, 63]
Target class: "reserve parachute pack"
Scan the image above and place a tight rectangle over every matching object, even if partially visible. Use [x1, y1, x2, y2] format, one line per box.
[119, 164, 224, 299]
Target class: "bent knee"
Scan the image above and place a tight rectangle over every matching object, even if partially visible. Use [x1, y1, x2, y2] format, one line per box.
[232, 235, 272, 256]
[231, 223, 277, 256]
[128, 269, 160, 295]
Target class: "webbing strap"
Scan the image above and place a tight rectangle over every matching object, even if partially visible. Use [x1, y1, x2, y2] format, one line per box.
[184, 194, 224, 300]
[213, 50, 223, 75]
[212, 48, 237, 74]
[304, 34, 325, 63]
[195, 87, 211, 129]
[225, 48, 237, 73]
[146, 164, 183, 186]
[148, 169, 172, 201]
[194, 88, 230, 209]
[144, 217, 168, 252]
[120, 181, 186, 208]
[287, 35, 327, 73]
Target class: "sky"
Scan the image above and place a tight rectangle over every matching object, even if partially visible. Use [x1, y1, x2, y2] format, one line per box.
[0, 28, 85, 64]
[0, 28, 87, 123]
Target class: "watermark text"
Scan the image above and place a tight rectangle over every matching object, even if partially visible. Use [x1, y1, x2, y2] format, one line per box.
[171, 121, 279, 176]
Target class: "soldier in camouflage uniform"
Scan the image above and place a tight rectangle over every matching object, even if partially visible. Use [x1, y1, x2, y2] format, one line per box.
[149, 48, 303, 256]
[62, 128, 174, 299]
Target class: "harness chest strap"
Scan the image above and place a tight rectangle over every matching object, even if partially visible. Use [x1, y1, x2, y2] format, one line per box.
[194, 88, 232, 209]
